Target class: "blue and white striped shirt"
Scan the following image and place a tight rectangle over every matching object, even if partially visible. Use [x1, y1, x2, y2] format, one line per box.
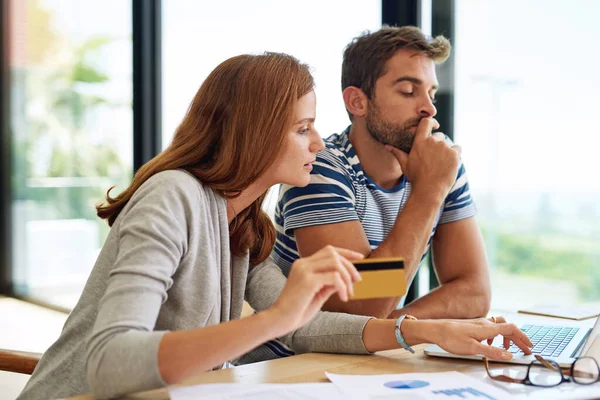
[272, 127, 477, 276]
[236, 127, 477, 365]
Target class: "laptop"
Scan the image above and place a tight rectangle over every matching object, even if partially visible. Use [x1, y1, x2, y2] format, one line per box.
[424, 314, 600, 367]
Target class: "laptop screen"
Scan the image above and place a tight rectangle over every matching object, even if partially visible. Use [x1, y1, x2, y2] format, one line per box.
[579, 316, 600, 357]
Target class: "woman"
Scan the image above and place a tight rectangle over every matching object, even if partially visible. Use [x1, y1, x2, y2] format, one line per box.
[18, 53, 532, 400]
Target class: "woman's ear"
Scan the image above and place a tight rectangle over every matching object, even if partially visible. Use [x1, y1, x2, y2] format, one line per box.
[342, 86, 369, 119]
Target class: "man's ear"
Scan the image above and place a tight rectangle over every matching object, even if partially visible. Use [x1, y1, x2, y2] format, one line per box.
[342, 86, 369, 119]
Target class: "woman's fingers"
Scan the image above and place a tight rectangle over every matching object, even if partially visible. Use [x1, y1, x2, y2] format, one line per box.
[310, 245, 364, 262]
[330, 246, 365, 261]
[336, 256, 355, 299]
[512, 336, 533, 355]
[312, 285, 338, 307]
[486, 316, 531, 352]
[309, 255, 355, 299]
[312, 271, 348, 302]
[330, 252, 361, 285]
[277, 246, 367, 331]
[434, 319, 532, 360]
[337, 257, 357, 298]
[494, 323, 533, 354]
[308, 246, 361, 287]
[339, 255, 361, 283]
[485, 316, 502, 348]
[475, 342, 513, 361]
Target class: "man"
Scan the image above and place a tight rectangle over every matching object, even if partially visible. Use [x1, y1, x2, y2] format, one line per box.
[274, 25, 490, 318]
[237, 26, 491, 364]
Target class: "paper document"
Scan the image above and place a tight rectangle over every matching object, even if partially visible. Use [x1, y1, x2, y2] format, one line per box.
[518, 304, 600, 320]
[326, 371, 511, 399]
[169, 382, 346, 400]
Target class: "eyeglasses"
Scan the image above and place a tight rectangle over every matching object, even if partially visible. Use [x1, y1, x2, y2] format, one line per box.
[483, 355, 600, 387]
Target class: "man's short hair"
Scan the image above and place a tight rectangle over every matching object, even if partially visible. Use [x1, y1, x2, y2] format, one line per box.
[342, 26, 451, 104]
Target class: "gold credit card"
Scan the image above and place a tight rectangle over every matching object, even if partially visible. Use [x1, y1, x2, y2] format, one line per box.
[350, 257, 406, 300]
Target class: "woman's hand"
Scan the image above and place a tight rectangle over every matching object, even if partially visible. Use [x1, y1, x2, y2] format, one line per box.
[418, 317, 534, 360]
[268, 245, 364, 335]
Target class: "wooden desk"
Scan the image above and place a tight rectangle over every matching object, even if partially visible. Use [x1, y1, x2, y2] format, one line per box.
[70, 311, 599, 399]
[70, 345, 490, 400]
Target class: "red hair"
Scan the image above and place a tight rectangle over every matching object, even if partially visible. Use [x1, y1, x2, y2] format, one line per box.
[96, 53, 314, 264]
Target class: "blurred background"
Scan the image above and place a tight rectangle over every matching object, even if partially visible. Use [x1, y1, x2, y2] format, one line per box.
[1, 0, 598, 312]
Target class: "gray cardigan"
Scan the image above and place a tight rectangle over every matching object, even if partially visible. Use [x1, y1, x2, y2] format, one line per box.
[18, 170, 372, 400]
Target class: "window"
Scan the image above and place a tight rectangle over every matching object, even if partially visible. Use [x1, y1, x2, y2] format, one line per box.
[162, 0, 381, 144]
[455, 0, 600, 309]
[162, 0, 381, 216]
[9, 0, 133, 309]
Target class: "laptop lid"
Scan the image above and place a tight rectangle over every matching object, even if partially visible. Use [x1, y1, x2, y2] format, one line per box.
[579, 316, 600, 357]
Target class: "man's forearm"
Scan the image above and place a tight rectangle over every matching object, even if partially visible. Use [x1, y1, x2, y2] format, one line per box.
[332, 190, 444, 318]
[370, 189, 444, 282]
[389, 277, 491, 320]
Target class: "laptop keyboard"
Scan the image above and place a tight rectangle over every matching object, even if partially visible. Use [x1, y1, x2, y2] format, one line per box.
[501, 324, 579, 357]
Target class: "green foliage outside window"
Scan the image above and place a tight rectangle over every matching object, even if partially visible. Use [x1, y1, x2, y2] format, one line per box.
[482, 227, 599, 300]
[12, 0, 130, 244]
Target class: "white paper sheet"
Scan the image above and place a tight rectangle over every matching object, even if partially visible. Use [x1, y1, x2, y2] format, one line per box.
[169, 382, 346, 400]
[326, 371, 511, 399]
[168, 372, 600, 399]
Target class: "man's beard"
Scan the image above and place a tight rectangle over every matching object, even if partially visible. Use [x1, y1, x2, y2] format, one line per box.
[365, 102, 421, 153]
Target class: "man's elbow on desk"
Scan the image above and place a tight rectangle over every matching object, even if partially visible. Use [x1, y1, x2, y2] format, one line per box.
[464, 287, 491, 318]
[444, 278, 492, 319]
[388, 278, 491, 320]
[480, 291, 493, 317]
[458, 272, 492, 318]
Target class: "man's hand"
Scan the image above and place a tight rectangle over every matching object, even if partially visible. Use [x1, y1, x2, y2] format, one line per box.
[385, 117, 461, 200]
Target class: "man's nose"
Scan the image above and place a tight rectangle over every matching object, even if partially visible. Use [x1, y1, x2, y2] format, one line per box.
[419, 97, 437, 118]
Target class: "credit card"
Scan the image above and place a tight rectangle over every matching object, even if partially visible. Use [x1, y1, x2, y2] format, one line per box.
[350, 257, 406, 300]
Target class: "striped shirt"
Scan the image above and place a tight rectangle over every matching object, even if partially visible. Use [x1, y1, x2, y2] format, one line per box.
[272, 127, 477, 276]
[237, 127, 477, 365]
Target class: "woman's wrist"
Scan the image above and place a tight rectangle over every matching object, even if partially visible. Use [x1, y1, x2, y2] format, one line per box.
[256, 307, 290, 339]
[261, 305, 309, 340]
[399, 319, 435, 346]
[363, 318, 437, 353]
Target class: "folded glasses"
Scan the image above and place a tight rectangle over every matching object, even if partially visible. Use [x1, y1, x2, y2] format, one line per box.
[483, 354, 600, 387]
